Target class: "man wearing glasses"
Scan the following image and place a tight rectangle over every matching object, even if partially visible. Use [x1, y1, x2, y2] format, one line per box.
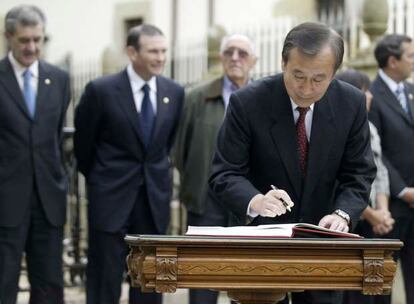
[175, 34, 257, 304]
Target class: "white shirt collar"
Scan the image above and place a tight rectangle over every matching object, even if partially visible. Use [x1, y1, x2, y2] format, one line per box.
[8, 51, 39, 79]
[289, 97, 314, 141]
[289, 98, 315, 112]
[378, 69, 403, 94]
[127, 64, 157, 93]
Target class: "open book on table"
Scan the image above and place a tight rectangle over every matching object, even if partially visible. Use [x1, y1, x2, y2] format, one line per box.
[186, 223, 362, 239]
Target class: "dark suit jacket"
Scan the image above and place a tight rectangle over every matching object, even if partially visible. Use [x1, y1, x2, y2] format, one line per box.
[369, 75, 414, 217]
[209, 74, 376, 229]
[74, 70, 184, 233]
[0, 57, 70, 227]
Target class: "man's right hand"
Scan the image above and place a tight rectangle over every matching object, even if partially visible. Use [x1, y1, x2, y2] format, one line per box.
[249, 189, 294, 217]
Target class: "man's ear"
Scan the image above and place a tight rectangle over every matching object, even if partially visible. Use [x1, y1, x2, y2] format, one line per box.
[251, 56, 258, 67]
[388, 56, 398, 69]
[126, 46, 136, 61]
[4, 31, 11, 40]
[281, 60, 287, 71]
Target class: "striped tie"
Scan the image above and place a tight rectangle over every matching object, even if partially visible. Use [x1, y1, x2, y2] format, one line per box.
[395, 86, 408, 113]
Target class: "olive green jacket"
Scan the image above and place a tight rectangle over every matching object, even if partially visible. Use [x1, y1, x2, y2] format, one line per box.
[174, 77, 225, 214]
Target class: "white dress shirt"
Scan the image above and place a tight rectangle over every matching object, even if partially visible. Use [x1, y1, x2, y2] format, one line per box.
[8, 51, 39, 96]
[290, 98, 314, 141]
[127, 64, 157, 114]
[378, 69, 402, 97]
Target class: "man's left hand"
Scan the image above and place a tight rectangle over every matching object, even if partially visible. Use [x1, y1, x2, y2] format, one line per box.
[318, 214, 349, 232]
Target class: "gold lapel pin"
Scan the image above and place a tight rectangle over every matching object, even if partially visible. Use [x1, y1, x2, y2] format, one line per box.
[45, 78, 51, 85]
[409, 93, 413, 100]
[163, 97, 170, 104]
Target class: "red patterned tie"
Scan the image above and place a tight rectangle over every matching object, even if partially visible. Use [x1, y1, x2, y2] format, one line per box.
[296, 107, 310, 177]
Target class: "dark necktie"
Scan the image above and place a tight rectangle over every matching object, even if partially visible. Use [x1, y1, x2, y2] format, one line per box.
[296, 107, 310, 177]
[23, 69, 36, 118]
[140, 84, 155, 146]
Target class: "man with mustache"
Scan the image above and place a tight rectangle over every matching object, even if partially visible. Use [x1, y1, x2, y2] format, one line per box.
[0, 5, 70, 303]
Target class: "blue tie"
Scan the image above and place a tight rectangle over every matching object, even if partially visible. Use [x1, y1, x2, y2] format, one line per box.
[395, 86, 408, 113]
[23, 69, 36, 118]
[140, 84, 155, 146]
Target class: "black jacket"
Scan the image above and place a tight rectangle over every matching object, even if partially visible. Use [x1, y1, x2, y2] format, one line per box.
[0, 57, 70, 227]
[75, 70, 184, 233]
[369, 75, 414, 217]
[209, 74, 376, 230]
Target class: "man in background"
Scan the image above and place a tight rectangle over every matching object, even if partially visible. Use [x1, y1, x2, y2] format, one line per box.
[0, 5, 70, 303]
[336, 68, 394, 304]
[369, 33, 414, 304]
[175, 33, 257, 304]
[75, 24, 184, 304]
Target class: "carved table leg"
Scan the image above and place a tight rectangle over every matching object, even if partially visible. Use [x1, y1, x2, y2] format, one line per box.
[362, 249, 384, 295]
[227, 290, 287, 304]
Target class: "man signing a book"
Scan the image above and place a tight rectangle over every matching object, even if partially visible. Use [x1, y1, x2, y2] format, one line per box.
[209, 22, 376, 304]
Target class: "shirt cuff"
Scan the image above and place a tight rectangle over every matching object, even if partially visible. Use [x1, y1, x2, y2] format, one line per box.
[398, 187, 409, 198]
[247, 196, 259, 218]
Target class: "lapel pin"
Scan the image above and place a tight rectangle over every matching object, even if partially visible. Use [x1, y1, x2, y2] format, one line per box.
[409, 93, 413, 100]
[163, 97, 170, 104]
[45, 78, 51, 85]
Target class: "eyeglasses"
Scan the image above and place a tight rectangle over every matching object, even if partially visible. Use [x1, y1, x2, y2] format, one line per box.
[222, 47, 251, 60]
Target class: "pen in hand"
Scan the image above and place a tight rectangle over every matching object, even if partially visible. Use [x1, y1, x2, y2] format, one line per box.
[271, 185, 292, 212]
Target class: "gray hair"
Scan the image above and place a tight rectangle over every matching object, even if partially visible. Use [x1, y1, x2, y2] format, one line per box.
[5, 5, 46, 34]
[126, 24, 164, 51]
[219, 34, 256, 56]
[282, 22, 344, 72]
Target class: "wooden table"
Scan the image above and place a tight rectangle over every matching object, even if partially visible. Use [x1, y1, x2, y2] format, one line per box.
[125, 235, 402, 304]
